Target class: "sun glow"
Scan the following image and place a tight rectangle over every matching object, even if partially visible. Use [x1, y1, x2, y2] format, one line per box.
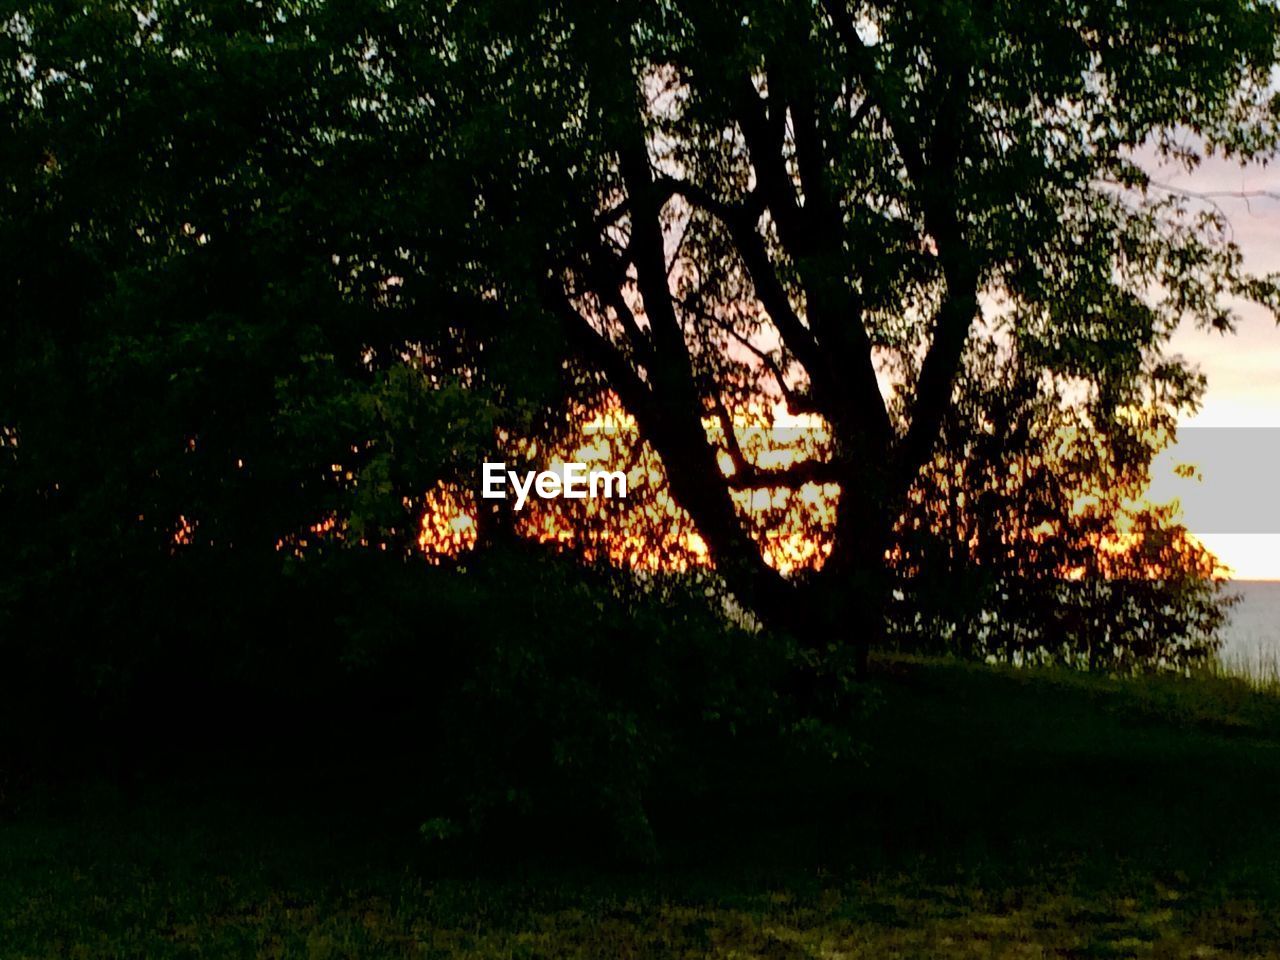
[261, 394, 1228, 585]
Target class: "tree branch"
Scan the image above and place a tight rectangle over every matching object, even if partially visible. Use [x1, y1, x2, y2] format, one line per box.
[655, 174, 825, 378]
[821, 0, 981, 484]
[676, 293, 817, 416]
[724, 458, 841, 490]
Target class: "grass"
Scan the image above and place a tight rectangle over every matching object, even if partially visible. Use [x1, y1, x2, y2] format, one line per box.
[6, 657, 1280, 958]
[1213, 647, 1280, 696]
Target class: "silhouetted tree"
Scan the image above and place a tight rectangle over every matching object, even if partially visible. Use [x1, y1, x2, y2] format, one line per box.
[895, 338, 1231, 670]
[4, 0, 1277, 690]
[376, 0, 1276, 678]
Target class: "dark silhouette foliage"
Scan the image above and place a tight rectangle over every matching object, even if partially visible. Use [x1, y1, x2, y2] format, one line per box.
[0, 0, 1273, 841]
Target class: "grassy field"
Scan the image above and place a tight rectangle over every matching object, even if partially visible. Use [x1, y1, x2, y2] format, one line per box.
[5, 658, 1280, 959]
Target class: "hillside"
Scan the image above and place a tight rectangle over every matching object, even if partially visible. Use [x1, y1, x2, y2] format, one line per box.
[5, 659, 1280, 959]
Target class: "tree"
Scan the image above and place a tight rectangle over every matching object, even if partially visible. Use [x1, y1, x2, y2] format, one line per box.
[390, 0, 1278, 678]
[893, 337, 1232, 671]
[5, 0, 1277, 689]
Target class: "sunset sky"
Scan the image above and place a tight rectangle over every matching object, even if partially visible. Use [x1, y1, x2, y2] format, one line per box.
[1152, 153, 1280, 579]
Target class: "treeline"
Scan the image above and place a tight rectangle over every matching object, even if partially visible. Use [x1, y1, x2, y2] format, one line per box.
[2, 0, 1273, 845]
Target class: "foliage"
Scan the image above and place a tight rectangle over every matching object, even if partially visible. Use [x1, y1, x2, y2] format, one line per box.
[893, 338, 1234, 670]
[0, 523, 798, 855]
[0, 1, 1275, 842]
[369, 546, 792, 860]
[307, 0, 1278, 669]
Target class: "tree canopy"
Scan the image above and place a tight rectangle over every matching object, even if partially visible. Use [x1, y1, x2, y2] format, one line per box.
[4, 0, 1277, 679]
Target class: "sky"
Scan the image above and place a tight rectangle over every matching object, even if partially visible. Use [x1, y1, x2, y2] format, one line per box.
[1149, 154, 1280, 579]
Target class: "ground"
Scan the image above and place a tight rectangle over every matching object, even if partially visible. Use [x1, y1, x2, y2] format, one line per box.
[5, 659, 1280, 959]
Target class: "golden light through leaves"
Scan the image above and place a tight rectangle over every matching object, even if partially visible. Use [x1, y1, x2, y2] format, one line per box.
[235, 390, 1223, 585]
[417, 482, 479, 562]
[407, 396, 843, 573]
[401, 395, 1223, 583]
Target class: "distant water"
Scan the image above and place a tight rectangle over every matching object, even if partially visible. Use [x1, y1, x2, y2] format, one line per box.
[1221, 581, 1280, 665]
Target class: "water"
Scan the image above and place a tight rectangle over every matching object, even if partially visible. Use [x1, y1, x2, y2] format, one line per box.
[1222, 581, 1280, 665]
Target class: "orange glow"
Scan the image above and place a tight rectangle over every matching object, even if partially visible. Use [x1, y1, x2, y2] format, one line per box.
[275, 393, 1225, 585]
[173, 515, 196, 547]
[395, 395, 844, 572]
[417, 483, 479, 562]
